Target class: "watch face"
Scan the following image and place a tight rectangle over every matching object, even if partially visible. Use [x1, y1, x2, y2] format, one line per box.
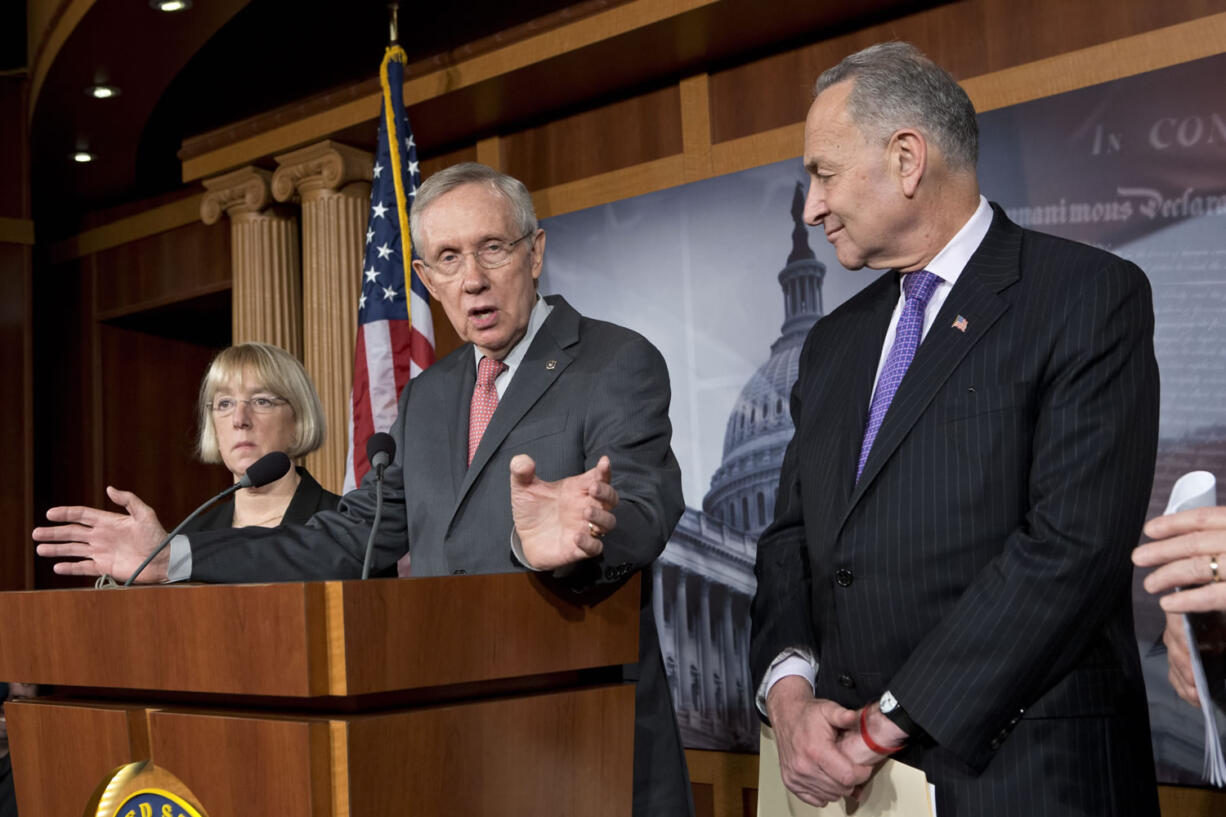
[880, 691, 899, 713]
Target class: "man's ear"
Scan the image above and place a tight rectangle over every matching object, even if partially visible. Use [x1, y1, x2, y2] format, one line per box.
[891, 128, 927, 198]
[413, 259, 439, 300]
[529, 229, 546, 282]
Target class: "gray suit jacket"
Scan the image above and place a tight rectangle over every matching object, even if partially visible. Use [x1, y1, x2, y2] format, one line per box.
[751, 207, 1161, 816]
[190, 294, 693, 816]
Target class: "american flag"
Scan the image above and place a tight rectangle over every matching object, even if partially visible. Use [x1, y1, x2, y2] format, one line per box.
[343, 45, 435, 492]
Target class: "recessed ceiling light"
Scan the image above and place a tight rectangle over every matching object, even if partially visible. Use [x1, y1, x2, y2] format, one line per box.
[150, 0, 192, 12]
[72, 151, 94, 163]
[85, 84, 120, 99]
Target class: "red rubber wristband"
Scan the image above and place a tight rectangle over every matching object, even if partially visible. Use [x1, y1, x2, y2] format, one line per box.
[860, 706, 904, 755]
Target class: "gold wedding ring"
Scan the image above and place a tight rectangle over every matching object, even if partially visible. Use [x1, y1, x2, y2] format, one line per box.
[588, 521, 605, 539]
[1211, 555, 1222, 583]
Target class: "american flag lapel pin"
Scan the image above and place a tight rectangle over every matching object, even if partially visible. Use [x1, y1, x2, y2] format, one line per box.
[952, 315, 968, 333]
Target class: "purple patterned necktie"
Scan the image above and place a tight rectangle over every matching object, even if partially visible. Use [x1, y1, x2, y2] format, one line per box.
[856, 270, 941, 481]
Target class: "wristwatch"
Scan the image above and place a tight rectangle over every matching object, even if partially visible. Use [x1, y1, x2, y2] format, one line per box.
[879, 690, 918, 737]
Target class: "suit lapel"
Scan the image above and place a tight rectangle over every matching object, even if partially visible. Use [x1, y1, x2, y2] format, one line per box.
[446, 350, 478, 498]
[842, 207, 1023, 523]
[450, 295, 580, 525]
[830, 274, 899, 507]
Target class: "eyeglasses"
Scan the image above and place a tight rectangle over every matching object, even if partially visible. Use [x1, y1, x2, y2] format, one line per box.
[421, 230, 535, 278]
[208, 396, 288, 416]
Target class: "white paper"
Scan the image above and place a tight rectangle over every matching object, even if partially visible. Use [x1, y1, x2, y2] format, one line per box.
[1163, 471, 1224, 786]
[1163, 470, 1217, 516]
[758, 725, 937, 817]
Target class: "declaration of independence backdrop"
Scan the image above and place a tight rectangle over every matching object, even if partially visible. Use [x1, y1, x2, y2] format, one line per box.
[540, 52, 1226, 783]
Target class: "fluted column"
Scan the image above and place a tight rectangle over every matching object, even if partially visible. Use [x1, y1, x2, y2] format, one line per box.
[674, 570, 690, 717]
[201, 167, 301, 357]
[720, 587, 740, 732]
[698, 577, 716, 718]
[735, 594, 755, 737]
[271, 141, 374, 494]
[652, 562, 668, 662]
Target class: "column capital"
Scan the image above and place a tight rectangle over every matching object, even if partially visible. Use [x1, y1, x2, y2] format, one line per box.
[272, 140, 373, 203]
[200, 166, 275, 225]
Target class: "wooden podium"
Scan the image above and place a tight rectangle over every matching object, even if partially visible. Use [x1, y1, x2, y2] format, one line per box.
[0, 573, 639, 816]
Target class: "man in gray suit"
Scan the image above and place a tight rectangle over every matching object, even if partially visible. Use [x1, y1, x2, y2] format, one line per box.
[751, 43, 1160, 815]
[36, 162, 693, 816]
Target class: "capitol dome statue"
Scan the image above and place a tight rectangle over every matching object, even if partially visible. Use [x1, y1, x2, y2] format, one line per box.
[652, 181, 826, 750]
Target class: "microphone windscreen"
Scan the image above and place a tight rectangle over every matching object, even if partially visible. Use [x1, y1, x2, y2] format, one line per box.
[366, 432, 396, 466]
[242, 451, 292, 488]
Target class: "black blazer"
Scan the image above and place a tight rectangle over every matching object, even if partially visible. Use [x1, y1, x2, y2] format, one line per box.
[751, 206, 1161, 816]
[182, 467, 340, 532]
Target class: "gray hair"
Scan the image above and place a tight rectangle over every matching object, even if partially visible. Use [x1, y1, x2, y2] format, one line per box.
[197, 343, 326, 465]
[409, 162, 538, 257]
[816, 42, 978, 171]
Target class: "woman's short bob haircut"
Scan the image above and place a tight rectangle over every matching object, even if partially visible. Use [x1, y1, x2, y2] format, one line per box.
[196, 343, 326, 465]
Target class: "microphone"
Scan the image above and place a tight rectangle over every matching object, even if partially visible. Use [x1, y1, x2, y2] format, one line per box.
[361, 433, 397, 580]
[124, 451, 292, 586]
[366, 432, 395, 478]
[239, 451, 292, 489]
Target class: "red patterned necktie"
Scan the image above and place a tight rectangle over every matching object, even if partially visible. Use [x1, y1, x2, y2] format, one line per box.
[468, 356, 507, 466]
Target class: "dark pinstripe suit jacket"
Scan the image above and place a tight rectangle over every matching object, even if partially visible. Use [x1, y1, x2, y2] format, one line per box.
[751, 206, 1161, 816]
[189, 295, 693, 817]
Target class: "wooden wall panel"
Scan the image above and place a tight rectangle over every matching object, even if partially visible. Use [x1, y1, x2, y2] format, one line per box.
[345, 685, 635, 817]
[0, 243, 32, 592]
[707, 0, 1226, 144]
[1158, 784, 1226, 816]
[686, 748, 758, 817]
[150, 711, 330, 817]
[93, 218, 230, 318]
[0, 75, 32, 591]
[6, 700, 147, 817]
[0, 78, 29, 216]
[421, 144, 479, 179]
[501, 84, 683, 191]
[31, 256, 95, 590]
[98, 325, 230, 531]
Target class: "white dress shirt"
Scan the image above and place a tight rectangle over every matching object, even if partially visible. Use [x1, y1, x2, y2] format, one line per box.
[475, 294, 553, 399]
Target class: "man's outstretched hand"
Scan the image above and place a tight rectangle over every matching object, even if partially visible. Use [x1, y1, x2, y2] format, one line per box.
[33, 486, 169, 583]
[510, 454, 619, 571]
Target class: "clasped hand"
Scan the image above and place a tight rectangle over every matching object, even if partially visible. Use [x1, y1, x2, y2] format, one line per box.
[766, 676, 900, 807]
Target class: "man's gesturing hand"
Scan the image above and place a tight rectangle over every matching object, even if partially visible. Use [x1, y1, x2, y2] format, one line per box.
[33, 486, 170, 583]
[510, 454, 619, 571]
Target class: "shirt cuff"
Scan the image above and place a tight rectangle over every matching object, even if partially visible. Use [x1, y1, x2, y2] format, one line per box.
[756, 649, 818, 716]
[509, 528, 546, 572]
[166, 535, 192, 583]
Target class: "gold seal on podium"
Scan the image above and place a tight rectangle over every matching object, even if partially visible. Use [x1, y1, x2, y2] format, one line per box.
[84, 761, 208, 817]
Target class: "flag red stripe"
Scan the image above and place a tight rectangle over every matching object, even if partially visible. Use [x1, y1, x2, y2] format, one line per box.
[410, 325, 436, 370]
[387, 318, 416, 396]
[351, 327, 376, 486]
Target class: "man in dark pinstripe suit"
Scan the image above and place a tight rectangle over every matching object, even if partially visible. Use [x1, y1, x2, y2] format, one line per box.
[751, 42, 1161, 815]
